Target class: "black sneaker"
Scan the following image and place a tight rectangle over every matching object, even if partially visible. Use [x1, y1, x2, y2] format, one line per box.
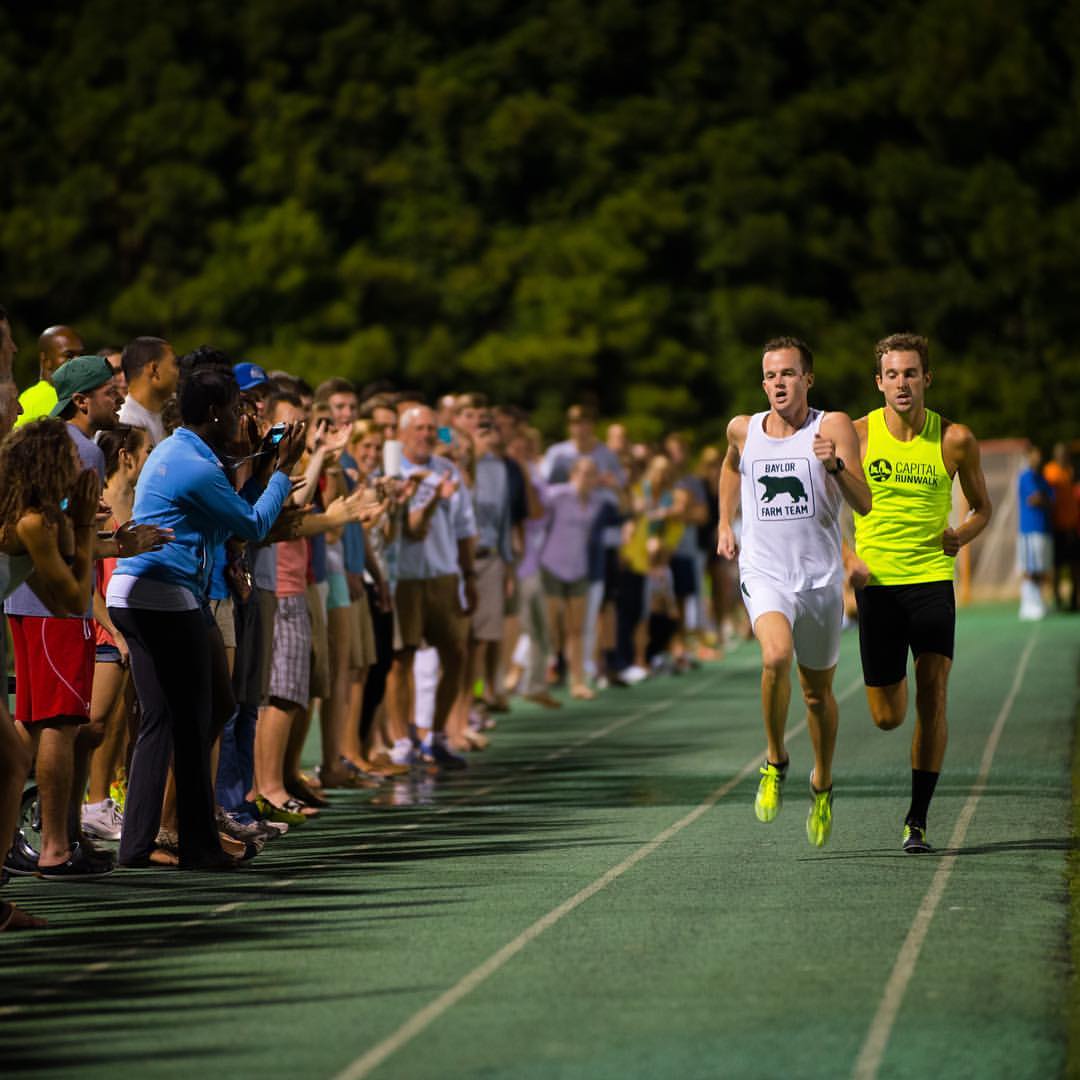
[902, 823, 932, 853]
[4, 833, 40, 877]
[74, 834, 117, 871]
[36, 841, 115, 880]
[424, 738, 468, 771]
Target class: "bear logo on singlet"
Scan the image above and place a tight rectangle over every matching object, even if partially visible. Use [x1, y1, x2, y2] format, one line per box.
[868, 458, 892, 483]
[752, 459, 815, 520]
[758, 475, 807, 503]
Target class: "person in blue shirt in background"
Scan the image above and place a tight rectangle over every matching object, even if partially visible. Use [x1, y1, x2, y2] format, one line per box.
[1017, 444, 1054, 621]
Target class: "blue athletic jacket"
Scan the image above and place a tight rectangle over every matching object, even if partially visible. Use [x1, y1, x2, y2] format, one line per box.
[112, 427, 291, 600]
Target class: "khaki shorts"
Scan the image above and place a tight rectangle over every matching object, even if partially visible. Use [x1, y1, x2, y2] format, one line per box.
[395, 574, 468, 653]
[210, 596, 236, 650]
[540, 567, 590, 600]
[349, 592, 378, 672]
[306, 583, 330, 701]
[471, 554, 506, 643]
[256, 588, 278, 703]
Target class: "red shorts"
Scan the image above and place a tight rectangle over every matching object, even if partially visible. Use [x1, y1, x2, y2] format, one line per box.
[9, 615, 95, 724]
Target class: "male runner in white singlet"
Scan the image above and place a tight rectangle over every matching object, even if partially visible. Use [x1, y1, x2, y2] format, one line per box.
[717, 338, 871, 846]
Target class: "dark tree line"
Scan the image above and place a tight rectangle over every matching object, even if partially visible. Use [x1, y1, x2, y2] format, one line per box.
[2, 0, 1078, 442]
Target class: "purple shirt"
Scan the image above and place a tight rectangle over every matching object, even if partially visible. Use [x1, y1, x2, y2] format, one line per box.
[538, 483, 607, 584]
[519, 464, 547, 580]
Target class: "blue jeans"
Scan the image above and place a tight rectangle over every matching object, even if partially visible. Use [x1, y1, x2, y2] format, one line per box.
[216, 702, 256, 815]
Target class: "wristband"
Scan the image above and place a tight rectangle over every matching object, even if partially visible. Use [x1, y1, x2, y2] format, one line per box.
[825, 458, 845, 476]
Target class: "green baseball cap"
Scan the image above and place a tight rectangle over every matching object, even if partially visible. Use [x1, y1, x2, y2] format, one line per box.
[50, 355, 116, 417]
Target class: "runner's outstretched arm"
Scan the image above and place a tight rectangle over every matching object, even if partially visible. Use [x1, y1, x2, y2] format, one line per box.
[717, 415, 748, 560]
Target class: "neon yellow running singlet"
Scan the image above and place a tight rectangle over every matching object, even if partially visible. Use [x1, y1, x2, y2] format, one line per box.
[854, 407, 955, 585]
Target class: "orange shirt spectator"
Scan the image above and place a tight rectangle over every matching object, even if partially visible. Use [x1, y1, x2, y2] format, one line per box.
[1044, 456, 1079, 532]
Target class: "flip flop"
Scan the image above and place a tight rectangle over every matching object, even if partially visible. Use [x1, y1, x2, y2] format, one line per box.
[0, 900, 48, 931]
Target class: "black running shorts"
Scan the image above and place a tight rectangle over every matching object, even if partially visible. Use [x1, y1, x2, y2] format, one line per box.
[855, 581, 956, 687]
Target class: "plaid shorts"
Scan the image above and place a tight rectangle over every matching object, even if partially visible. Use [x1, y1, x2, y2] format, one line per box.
[267, 594, 311, 707]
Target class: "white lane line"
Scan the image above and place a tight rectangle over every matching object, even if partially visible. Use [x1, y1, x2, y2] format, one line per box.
[333, 674, 864, 1080]
[851, 634, 1037, 1080]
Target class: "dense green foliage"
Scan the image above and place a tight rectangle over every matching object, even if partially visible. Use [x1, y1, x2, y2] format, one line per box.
[2, 0, 1078, 442]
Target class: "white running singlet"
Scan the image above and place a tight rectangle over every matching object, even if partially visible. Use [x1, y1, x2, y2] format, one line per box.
[738, 408, 844, 592]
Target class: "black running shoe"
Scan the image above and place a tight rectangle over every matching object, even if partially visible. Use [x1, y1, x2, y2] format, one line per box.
[4, 834, 39, 877]
[36, 841, 115, 880]
[902, 823, 932, 853]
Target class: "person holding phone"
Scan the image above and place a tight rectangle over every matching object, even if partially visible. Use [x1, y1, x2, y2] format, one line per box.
[107, 367, 304, 869]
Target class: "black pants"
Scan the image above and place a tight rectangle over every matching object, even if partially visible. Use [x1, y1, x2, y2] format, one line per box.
[360, 583, 394, 744]
[615, 570, 646, 671]
[110, 606, 222, 867]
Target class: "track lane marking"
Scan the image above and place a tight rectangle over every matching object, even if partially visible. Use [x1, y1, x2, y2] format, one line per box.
[851, 633, 1038, 1080]
[3, 661, 752, 1014]
[333, 674, 864, 1080]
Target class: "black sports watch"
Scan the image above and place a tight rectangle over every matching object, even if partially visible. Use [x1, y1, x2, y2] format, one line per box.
[825, 457, 845, 476]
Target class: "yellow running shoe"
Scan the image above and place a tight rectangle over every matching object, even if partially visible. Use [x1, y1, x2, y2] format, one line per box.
[902, 823, 932, 853]
[806, 782, 833, 847]
[754, 761, 786, 823]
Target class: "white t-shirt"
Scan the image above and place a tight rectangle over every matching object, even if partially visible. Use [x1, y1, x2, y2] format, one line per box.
[118, 395, 166, 447]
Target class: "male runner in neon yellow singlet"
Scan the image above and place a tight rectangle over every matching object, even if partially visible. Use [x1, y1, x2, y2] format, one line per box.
[847, 333, 992, 853]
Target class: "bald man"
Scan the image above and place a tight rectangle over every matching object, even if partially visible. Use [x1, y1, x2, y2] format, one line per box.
[14, 324, 83, 427]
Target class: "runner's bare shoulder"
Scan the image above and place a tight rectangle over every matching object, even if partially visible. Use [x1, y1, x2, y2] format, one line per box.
[726, 414, 751, 452]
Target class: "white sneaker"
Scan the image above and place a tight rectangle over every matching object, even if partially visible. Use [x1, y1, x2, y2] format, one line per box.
[389, 738, 417, 767]
[619, 665, 649, 685]
[81, 798, 123, 841]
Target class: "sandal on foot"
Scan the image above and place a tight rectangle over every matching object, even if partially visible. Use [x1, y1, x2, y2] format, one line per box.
[255, 795, 312, 825]
[0, 900, 48, 931]
[285, 779, 330, 809]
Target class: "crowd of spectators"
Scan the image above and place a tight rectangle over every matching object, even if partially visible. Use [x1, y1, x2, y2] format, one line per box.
[0, 306, 739, 931]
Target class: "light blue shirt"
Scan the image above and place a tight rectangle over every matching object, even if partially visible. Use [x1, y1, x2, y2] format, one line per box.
[473, 453, 513, 563]
[397, 452, 477, 581]
[111, 427, 291, 602]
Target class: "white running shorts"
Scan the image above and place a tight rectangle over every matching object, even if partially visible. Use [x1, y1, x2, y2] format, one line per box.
[739, 576, 844, 671]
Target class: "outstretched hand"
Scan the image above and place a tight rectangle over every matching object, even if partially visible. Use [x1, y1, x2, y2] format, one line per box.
[114, 521, 174, 557]
[274, 422, 307, 473]
[437, 471, 459, 501]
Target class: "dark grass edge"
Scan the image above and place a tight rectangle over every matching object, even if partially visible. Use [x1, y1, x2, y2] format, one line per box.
[1069, 657, 1080, 1080]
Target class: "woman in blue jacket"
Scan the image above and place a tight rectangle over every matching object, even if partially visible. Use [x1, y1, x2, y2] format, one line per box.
[107, 367, 305, 869]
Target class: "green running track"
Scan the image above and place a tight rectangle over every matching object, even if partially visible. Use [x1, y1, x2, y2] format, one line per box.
[1, 606, 1076, 1079]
